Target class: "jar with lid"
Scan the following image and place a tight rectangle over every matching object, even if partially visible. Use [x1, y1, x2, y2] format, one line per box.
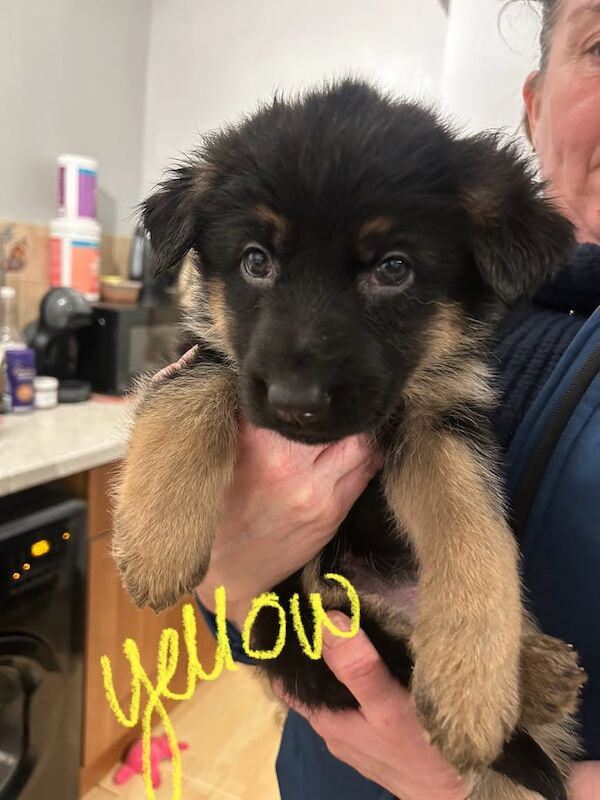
[34, 376, 59, 409]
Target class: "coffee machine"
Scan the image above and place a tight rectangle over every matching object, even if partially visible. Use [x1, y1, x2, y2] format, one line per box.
[27, 288, 93, 402]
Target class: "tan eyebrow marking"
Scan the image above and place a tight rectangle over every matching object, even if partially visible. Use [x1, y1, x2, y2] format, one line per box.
[253, 205, 289, 248]
[358, 216, 395, 241]
[356, 216, 397, 261]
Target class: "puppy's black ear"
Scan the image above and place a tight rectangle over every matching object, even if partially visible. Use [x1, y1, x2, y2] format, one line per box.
[458, 134, 575, 305]
[141, 162, 207, 275]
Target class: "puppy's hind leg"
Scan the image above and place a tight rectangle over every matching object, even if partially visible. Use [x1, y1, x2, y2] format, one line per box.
[518, 626, 586, 728]
[112, 361, 238, 612]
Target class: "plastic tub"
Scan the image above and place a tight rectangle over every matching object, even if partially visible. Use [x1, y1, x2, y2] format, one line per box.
[34, 376, 59, 409]
[49, 217, 101, 301]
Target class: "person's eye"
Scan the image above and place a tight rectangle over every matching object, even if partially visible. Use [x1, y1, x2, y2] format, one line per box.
[241, 245, 275, 282]
[369, 252, 414, 290]
[586, 39, 600, 58]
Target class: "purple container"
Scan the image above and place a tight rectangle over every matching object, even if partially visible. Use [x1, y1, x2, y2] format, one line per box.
[78, 169, 97, 217]
[57, 155, 97, 219]
[3, 348, 36, 413]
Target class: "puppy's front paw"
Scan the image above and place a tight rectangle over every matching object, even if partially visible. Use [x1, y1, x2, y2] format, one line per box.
[519, 632, 587, 727]
[112, 531, 211, 613]
[410, 637, 520, 773]
[112, 491, 214, 612]
[112, 365, 238, 612]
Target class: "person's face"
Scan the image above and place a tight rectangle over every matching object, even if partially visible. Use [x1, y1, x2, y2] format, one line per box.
[524, 0, 600, 244]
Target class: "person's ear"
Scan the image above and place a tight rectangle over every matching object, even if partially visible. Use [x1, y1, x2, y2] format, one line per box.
[141, 162, 209, 275]
[458, 133, 575, 305]
[523, 71, 542, 148]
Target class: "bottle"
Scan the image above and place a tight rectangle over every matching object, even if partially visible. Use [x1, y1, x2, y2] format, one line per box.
[4, 348, 35, 413]
[0, 286, 25, 413]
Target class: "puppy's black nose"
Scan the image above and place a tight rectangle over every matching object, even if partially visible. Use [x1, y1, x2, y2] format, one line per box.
[267, 380, 331, 424]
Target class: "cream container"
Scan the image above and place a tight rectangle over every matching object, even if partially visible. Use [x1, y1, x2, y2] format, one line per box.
[34, 376, 59, 409]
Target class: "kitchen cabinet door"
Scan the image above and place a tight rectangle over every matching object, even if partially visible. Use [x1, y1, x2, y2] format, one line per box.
[81, 462, 216, 791]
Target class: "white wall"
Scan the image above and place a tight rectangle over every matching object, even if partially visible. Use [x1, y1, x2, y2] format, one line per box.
[1, 0, 544, 234]
[141, 0, 448, 192]
[0, 0, 152, 234]
[441, 0, 541, 134]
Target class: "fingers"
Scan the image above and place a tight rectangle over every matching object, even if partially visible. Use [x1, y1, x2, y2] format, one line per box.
[237, 416, 327, 464]
[235, 414, 384, 488]
[332, 458, 378, 511]
[152, 345, 199, 382]
[569, 762, 600, 800]
[314, 433, 374, 475]
[239, 425, 377, 482]
[321, 612, 412, 727]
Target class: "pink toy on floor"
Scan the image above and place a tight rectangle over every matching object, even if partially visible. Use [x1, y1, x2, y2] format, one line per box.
[113, 734, 189, 789]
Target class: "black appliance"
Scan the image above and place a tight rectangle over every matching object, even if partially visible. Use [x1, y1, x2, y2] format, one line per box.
[27, 288, 182, 397]
[0, 485, 87, 800]
[27, 288, 93, 403]
[76, 301, 181, 395]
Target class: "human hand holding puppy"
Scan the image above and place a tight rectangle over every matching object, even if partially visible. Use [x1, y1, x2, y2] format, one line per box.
[195, 418, 475, 800]
[276, 611, 596, 800]
[156, 346, 382, 625]
[195, 417, 381, 629]
[275, 610, 471, 800]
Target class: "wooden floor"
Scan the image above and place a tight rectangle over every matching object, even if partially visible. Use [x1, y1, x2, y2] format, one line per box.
[82, 665, 284, 800]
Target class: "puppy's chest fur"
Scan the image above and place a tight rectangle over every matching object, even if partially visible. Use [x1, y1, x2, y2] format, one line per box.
[325, 476, 420, 621]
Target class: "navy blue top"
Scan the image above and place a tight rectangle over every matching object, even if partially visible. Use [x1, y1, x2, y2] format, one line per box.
[197, 243, 600, 799]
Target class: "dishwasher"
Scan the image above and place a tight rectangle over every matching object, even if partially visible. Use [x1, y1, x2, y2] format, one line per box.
[0, 484, 87, 800]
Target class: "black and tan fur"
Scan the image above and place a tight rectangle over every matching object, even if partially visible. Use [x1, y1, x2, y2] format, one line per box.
[113, 80, 586, 799]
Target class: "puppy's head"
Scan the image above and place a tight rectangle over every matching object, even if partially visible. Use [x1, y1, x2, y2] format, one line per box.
[142, 79, 574, 444]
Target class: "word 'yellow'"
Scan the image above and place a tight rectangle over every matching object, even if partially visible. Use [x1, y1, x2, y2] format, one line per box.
[101, 573, 360, 800]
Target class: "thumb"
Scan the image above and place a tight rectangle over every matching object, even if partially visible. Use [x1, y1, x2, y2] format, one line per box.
[321, 611, 409, 723]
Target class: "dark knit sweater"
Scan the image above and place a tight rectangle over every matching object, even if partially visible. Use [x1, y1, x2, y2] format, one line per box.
[492, 243, 600, 452]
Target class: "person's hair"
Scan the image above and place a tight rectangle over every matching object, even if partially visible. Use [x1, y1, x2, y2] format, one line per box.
[515, 0, 563, 141]
[534, 0, 562, 74]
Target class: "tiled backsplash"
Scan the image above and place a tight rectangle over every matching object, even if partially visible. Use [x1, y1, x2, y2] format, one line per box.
[0, 220, 131, 331]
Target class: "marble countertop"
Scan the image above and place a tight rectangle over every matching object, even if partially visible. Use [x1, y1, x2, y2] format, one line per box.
[0, 397, 134, 497]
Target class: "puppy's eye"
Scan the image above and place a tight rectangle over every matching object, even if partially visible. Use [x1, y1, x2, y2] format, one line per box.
[373, 253, 413, 287]
[241, 246, 273, 281]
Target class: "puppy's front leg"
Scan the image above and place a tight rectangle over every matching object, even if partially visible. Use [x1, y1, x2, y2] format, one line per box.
[384, 426, 522, 773]
[113, 361, 238, 612]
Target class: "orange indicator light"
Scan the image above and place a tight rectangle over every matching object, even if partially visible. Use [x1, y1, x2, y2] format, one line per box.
[31, 539, 51, 557]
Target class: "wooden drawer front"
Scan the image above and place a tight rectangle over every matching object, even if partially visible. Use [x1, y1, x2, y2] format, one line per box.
[83, 464, 215, 768]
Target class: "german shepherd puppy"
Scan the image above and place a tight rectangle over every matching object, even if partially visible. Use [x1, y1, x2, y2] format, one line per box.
[113, 80, 586, 799]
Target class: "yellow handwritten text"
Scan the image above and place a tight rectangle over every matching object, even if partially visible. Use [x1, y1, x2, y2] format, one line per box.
[101, 574, 360, 800]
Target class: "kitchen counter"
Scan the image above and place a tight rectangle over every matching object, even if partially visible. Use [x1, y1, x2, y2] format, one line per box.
[0, 397, 133, 497]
